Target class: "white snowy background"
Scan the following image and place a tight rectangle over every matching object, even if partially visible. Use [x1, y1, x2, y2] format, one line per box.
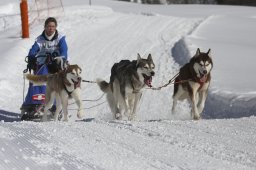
[0, 0, 256, 169]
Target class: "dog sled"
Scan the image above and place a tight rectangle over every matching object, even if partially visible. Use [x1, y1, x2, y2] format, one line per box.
[20, 53, 64, 121]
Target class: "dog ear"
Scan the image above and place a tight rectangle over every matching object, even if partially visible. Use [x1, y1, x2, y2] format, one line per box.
[147, 54, 152, 61]
[196, 48, 201, 57]
[207, 49, 211, 56]
[137, 53, 142, 60]
[137, 53, 142, 66]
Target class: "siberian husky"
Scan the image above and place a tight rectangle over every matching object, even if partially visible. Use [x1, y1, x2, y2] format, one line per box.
[172, 48, 213, 120]
[25, 64, 84, 121]
[97, 54, 155, 121]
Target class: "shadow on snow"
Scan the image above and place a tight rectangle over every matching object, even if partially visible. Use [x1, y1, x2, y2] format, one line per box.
[0, 109, 21, 122]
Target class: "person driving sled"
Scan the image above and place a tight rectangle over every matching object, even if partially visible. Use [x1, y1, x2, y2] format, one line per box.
[27, 17, 68, 73]
[21, 17, 68, 120]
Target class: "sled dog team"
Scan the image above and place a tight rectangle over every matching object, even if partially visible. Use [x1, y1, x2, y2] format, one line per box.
[26, 48, 213, 121]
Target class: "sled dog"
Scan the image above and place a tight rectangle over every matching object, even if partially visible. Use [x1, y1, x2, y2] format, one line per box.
[26, 64, 84, 121]
[97, 54, 155, 121]
[172, 48, 213, 120]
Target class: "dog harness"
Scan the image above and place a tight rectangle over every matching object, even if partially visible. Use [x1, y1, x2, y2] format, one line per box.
[194, 76, 207, 90]
[64, 80, 81, 96]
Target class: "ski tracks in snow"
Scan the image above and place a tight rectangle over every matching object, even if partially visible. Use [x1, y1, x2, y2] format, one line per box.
[101, 119, 256, 170]
[0, 122, 102, 170]
[1, 118, 256, 170]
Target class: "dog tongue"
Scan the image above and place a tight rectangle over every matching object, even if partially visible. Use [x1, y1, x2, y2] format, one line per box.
[200, 75, 207, 83]
[75, 80, 81, 88]
[144, 76, 152, 87]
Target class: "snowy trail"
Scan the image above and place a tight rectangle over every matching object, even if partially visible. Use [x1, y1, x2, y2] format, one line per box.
[2, 3, 252, 120]
[1, 118, 256, 170]
[1, 1, 256, 169]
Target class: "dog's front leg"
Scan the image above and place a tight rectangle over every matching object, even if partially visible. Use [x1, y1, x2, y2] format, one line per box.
[60, 92, 69, 121]
[127, 96, 134, 121]
[129, 92, 142, 121]
[124, 95, 131, 119]
[197, 90, 208, 115]
[190, 91, 200, 120]
[53, 94, 62, 121]
[62, 100, 68, 122]
[71, 88, 84, 119]
[115, 102, 123, 120]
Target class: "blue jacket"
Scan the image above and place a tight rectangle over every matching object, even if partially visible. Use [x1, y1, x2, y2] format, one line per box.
[28, 30, 68, 63]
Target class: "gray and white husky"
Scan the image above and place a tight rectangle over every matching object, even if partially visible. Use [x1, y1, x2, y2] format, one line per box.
[172, 48, 213, 120]
[97, 54, 155, 121]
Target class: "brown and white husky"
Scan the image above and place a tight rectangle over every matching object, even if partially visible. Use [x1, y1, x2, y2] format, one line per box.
[172, 48, 213, 120]
[26, 64, 84, 122]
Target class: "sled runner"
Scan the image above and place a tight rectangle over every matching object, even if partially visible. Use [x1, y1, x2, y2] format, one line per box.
[20, 53, 64, 121]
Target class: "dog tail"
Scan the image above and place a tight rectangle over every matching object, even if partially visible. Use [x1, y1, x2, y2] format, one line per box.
[96, 78, 110, 93]
[25, 74, 48, 85]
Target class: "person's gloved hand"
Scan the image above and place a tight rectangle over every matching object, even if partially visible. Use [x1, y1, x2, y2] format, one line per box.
[27, 56, 37, 72]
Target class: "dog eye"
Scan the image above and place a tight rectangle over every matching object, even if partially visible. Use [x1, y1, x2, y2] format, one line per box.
[144, 66, 149, 69]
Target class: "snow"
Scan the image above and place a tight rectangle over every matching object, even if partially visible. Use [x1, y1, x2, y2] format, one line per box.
[0, 0, 256, 169]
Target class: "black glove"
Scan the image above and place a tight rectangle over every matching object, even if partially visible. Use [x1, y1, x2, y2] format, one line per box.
[27, 56, 37, 73]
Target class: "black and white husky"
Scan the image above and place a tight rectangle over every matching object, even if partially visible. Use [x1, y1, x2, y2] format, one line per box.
[172, 48, 213, 120]
[97, 54, 155, 121]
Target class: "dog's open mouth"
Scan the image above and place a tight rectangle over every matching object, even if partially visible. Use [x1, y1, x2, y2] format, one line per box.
[143, 74, 152, 87]
[199, 72, 207, 83]
[72, 78, 81, 88]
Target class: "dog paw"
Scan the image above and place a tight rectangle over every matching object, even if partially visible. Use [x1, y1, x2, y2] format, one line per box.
[193, 114, 201, 120]
[77, 110, 85, 119]
[115, 113, 122, 120]
[128, 117, 136, 121]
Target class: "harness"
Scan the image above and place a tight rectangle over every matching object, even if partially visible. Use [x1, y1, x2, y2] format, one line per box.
[194, 76, 207, 90]
[64, 79, 81, 96]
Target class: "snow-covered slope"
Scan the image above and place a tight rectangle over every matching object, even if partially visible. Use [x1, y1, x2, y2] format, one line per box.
[0, 0, 256, 169]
